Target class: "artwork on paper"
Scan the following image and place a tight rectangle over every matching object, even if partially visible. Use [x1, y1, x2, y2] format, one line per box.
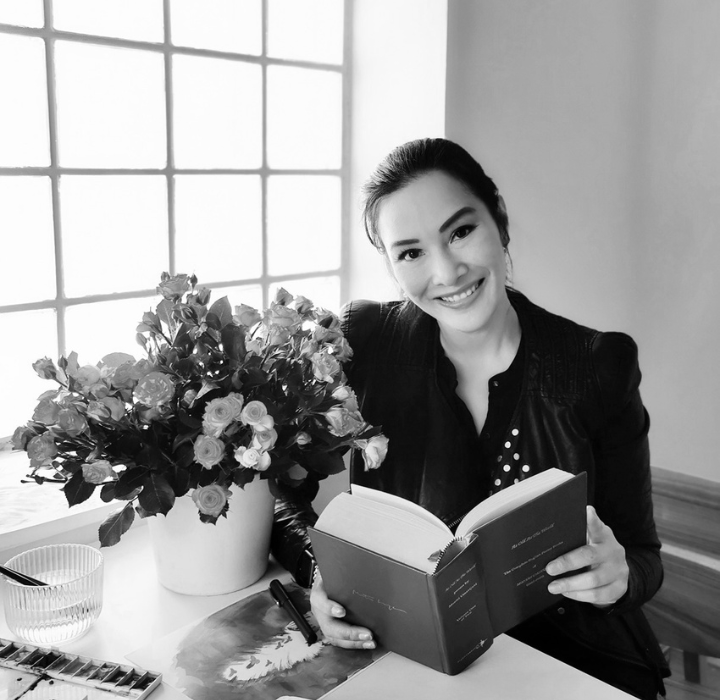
[128, 582, 386, 700]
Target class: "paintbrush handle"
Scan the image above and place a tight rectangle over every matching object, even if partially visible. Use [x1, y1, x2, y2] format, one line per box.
[0, 564, 47, 586]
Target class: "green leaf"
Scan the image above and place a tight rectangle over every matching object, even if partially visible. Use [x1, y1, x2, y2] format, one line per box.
[98, 504, 135, 547]
[137, 472, 175, 515]
[221, 324, 247, 362]
[208, 296, 233, 328]
[63, 470, 96, 506]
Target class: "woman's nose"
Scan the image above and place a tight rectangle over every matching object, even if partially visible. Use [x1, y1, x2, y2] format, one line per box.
[431, 250, 465, 286]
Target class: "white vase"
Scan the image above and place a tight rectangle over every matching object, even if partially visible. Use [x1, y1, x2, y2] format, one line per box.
[147, 479, 275, 596]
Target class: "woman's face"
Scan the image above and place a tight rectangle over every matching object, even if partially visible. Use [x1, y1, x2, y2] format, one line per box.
[376, 170, 509, 337]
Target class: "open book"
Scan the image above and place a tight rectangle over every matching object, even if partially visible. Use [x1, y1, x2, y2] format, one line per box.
[309, 468, 587, 674]
[315, 468, 579, 574]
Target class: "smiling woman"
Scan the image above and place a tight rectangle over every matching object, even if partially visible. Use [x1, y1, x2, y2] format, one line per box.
[270, 137, 670, 700]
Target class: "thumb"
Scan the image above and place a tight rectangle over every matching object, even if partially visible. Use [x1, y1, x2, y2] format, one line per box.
[586, 505, 606, 544]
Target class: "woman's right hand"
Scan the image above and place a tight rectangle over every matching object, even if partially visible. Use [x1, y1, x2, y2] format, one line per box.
[310, 572, 376, 650]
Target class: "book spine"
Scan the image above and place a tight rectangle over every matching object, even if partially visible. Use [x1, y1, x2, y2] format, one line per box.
[426, 548, 494, 675]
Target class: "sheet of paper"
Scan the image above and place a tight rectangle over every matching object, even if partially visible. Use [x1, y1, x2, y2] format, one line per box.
[127, 582, 385, 700]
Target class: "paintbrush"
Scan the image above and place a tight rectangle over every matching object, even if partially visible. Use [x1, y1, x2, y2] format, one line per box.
[0, 564, 47, 586]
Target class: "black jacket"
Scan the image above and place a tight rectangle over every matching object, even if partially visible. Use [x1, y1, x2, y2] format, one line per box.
[271, 289, 669, 699]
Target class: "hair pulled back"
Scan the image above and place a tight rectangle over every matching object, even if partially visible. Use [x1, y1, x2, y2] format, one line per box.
[361, 138, 509, 252]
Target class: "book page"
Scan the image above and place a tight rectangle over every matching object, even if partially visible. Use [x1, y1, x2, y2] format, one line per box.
[456, 468, 575, 537]
[315, 491, 453, 573]
[351, 484, 452, 533]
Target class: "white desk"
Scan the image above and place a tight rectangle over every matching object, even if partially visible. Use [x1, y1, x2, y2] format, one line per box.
[0, 524, 633, 699]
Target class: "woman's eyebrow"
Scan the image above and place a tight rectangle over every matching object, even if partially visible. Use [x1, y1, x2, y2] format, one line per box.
[439, 206, 476, 233]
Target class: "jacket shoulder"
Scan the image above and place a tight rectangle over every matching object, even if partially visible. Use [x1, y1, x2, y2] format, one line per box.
[511, 290, 640, 405]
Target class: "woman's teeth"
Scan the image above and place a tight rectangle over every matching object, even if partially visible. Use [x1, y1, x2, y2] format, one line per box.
[440, 281, 481, 303]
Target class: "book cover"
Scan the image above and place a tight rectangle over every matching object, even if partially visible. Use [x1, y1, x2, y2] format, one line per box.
[308, 531, 494, 675]
[310, 470, 587, 673]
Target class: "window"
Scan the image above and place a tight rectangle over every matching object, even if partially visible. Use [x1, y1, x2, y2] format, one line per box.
[0, 0, 350, 539]
[0, 0, 350, 444]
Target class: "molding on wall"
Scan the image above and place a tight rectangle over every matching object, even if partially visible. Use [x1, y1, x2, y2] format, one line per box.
[652, 465, 720, 558]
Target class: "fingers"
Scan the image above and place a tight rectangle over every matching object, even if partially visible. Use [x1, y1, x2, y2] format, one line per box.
[310, 575, 376, 650]
[545, 507, 629, 607]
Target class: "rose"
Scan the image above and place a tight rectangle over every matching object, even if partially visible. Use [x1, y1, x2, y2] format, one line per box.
[312, 351, 340, 383]
[11, 425, 34, 451]
[324, 406, 366, 437]
[332, 385, 358, 410]
[202, 393, 244, 437]
[86, 400, 111, 421]
[192, 484, 231, 517]
[56, 408, 88, 437]
[82, 460, 115, 484]
[240, 400, 274, 430]
[193, 435, 225, 469]
[157, 272, 191, 301]
[134, 371, 175, 407]
[265, 304, 301, 330]
[32, 357, 57, 380]
[26, 434, 58, 467]
[110, 362, 137, 389]
[331, 337, 353, 362]
[299, 337, 319, 359]
[234, 446, 271, 471]
[74, 364, 101, 387]
[32, 397, 60, 425]
[101, 396, 126, 421]
[273, 287, 294, 306]
[233, 304, 262, 328]
[251, 426, 278, 451]
[292, 295, 314, 315]
[356, 435, 389, 471]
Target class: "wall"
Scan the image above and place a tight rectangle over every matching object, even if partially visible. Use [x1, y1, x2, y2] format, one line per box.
[347, 0, 448, 303]
[445, 0, 720, 482]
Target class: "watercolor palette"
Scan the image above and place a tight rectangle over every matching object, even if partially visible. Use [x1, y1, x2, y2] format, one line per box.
[0, 638, 161, 700]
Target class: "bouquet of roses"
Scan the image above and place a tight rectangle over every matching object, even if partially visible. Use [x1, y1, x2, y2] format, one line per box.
[12, 273, 387, 546]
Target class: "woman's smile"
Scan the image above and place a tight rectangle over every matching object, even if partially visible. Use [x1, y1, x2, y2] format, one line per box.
[437, 278, 484, 305]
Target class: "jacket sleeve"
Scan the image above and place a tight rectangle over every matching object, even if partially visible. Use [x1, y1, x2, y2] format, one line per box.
[590, 331, 663, 613]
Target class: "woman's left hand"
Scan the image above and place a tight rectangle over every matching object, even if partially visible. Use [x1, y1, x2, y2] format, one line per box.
[545, 506, 629, 607]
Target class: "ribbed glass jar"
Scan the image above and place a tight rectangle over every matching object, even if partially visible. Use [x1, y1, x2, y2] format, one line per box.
[4, 543, 103, 644]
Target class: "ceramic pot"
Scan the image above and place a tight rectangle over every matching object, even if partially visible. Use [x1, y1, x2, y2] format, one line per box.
[147, 479, 274, 595]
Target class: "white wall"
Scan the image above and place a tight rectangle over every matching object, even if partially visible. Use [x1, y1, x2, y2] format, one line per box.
[347, 0, 448, 302]
[445, 0, 720, 482]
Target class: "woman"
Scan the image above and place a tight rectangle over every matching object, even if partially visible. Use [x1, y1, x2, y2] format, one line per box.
[271, 138, 669, 699]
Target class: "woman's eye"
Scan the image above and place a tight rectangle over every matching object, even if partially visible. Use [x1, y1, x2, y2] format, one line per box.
[397, 248, 422, 262]
[452, 225, 476, 242]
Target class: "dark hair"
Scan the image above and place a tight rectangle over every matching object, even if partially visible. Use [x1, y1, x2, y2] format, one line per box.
[361, 138, 509, 251]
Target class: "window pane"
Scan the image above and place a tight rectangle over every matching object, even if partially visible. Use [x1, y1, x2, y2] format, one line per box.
[173, 55, 262, 169]
[170, 0, 261, 55]
[269, 276, 340, 314]
[60, 176, 168, 297]
[55, 41, 166, 168]
[267, 175, 340, 276]
[175, 175, 262, 283]
[0, 309, 57, 438]
[0, 176, 55, 304]
[65, 296, 155, 363]
[53, 0, 164, 43]
[0, 35, 50, 167]
[0, 0, 43, 28]
[267, 66, 342, 169]
[268, 0, 343, 64]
